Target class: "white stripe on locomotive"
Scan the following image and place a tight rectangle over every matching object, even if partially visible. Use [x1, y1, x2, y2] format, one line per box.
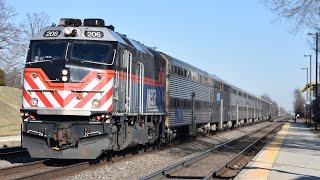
[33, 77, 61, 108]
[82, 78, 113, 109]
[64, 77, 101, 108]
[23, 79, 45, 108]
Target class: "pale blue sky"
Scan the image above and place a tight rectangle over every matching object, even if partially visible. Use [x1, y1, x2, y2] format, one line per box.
[9, 0, 313, 111]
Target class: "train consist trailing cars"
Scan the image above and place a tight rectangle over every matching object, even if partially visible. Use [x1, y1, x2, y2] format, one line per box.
[21, 18, 272, 159]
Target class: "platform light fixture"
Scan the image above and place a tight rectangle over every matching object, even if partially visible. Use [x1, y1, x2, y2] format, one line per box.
[304, 54, 312, 125]
[302, 67, 309, 123]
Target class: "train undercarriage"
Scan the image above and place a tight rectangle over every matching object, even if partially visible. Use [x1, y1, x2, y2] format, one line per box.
[22, 114, 166, 159]
[22, 112, 268, 159]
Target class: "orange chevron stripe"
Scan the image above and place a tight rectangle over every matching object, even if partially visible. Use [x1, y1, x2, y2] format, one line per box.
[97, 88, 113, 109]
[74, 78, 112, 108]
[25, 75, 54, 108]
[23, 88, 34, 107]
[24, 68, 115, 90]
[23, 68, 114, 109]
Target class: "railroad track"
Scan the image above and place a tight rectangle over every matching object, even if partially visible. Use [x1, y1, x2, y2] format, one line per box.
[0, 159, 91, 180]
[0, 150, 145, 180]
[0, 118, 283, 180]
[0, 146, 29, 159]
[0, 145, 144, 180]
[141, 120, 285, 180]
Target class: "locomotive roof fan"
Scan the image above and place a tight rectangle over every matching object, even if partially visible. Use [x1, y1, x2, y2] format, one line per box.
[84, 19, 105, 27]
[59, 18, 82, 27]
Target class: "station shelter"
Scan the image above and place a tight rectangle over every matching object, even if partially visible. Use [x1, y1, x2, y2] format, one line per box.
[301, 82, 320, 120]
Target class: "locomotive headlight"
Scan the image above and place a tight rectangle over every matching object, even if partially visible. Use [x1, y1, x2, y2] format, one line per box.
[92, 99, 100, 107]
[30, 98, 38, 107]
[63, 28, 80, 37]
[71, 29, 78, 36]
[63, 28, 71, 36]
[62, 76, 68, 82]
[61, 69, 68, 75]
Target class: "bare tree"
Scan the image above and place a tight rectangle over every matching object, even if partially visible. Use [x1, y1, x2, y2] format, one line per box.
[261, 93, 280, 116]
[5, 12, 50, 88]
[262, 0, 320, 31]
[293, 89, 306, 117]
[20, 12, 50, 45]
[0, 0, 21, 68]
[0, 0, 26, 88]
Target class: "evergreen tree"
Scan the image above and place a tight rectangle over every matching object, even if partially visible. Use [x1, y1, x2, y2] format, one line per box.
[0, 69, 6, 86]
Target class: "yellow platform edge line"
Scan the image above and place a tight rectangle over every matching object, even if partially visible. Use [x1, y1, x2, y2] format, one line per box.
[239, 123, 290, 180]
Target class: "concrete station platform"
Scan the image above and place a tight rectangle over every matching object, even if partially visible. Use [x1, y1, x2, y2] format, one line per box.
[0, 135, 21, 147]
[235, 119, 320, 180]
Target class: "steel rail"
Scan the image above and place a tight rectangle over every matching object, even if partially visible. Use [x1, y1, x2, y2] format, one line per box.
[0, 159, 90, 180]
[0, 160, 47, 178]
[140, 118, 285, 180]
[16, 161, 91, 180]
[0, 118, 284, 180]
[0, 146, 28, 159]
[204, 122, 283, 179]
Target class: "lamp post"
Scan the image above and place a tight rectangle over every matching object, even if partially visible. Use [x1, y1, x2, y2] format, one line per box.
[302, 67, 309, 122]
[308, 32, 319, 130]
[304, 54, 312, 125]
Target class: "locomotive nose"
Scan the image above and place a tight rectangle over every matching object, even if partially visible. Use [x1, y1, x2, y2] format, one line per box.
[22, 67, 114, 112]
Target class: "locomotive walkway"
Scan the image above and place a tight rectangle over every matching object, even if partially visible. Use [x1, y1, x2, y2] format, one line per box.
[235, 118, 320, 180]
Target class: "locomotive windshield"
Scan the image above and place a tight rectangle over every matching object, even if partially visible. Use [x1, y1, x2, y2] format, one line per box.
[31, 42, 67, 62]
[27, 40, 114, 65]
[70, 42, 112, 64]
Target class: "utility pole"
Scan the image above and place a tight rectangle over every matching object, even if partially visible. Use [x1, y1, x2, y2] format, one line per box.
[316, 32, 318, 130]
[309, 55, 312, 125]
[308, 32, 319, 130]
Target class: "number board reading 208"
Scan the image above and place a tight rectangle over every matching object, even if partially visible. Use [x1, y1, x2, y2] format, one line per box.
[85, 31, 104, 38]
